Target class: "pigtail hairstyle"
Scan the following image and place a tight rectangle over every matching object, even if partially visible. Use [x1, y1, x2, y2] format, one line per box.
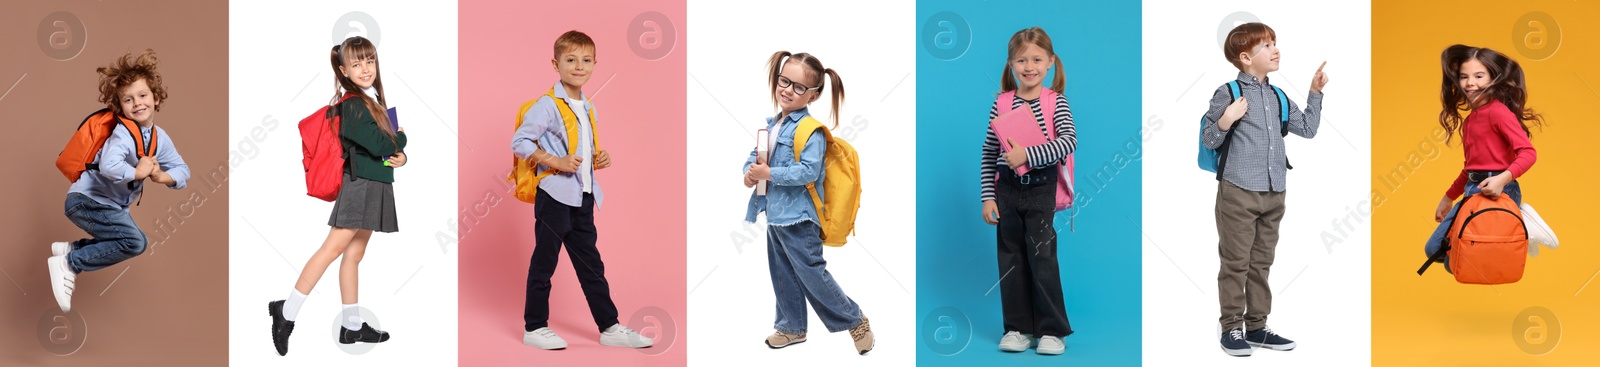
[1438, 44, 1544, 144]
[1000, 27, 1065, 94]
[767, 51, 846, 128]
[331, 36, 396, 142]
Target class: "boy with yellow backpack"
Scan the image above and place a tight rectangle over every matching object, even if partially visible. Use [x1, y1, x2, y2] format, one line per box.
[742, 50, 869, 355]
[507, 30, 651, 351]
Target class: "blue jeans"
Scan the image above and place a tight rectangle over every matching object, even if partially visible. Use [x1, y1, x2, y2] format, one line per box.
[768, 221, 863, 334]
[63, 193, 147, 273]
[1425, 180, 1522, 263]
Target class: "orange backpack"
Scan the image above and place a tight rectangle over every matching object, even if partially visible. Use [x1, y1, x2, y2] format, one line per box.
[1417, 193, 1529, 284]
[56, 108, 157, 183]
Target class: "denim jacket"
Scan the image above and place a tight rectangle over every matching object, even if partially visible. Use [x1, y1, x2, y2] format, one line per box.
[744, 108, 827, 226]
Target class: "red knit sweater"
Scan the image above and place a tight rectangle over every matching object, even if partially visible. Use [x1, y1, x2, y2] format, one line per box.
[1445, 99, 1536, 200]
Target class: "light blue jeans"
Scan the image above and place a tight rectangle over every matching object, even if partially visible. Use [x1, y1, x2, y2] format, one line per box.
[63, 192, 148, 273]
[768, 221, 863, 334]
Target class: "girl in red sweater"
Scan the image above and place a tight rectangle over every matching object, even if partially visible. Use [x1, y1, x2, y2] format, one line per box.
[1423, 45, 1543, 270]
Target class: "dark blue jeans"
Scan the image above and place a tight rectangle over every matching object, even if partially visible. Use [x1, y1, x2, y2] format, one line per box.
[524, 189, 619, 333]
[64, 192, 147, 273]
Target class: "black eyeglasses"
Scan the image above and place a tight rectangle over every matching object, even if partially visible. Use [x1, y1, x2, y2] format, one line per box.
[776, 76, 822, 96]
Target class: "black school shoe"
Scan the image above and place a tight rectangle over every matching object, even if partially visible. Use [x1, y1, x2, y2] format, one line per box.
[268, 300, 295, 356]
[1246, 327, 1297, 351]
[339, 322, 392, 344]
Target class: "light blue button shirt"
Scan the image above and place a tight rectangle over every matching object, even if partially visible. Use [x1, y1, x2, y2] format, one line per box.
[68, 123, 190, 208]
[511, 84, 603, 208]
[744, 108, 827, 226]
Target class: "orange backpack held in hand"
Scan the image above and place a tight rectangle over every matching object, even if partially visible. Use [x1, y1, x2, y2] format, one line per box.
[56, 108, 158, 182]
[1417, 193, 1529, 284]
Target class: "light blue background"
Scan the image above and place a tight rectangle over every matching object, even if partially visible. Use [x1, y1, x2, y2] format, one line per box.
[915, 1, 1142, 365]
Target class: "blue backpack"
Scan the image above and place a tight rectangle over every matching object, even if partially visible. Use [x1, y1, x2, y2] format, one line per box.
[1197, 80, 1291, 176]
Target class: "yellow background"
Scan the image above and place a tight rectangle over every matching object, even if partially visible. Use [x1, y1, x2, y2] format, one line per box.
[1374, 1, 1600, 365]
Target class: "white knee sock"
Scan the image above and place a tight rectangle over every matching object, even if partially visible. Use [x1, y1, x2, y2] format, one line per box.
[342, 304, 362, 330]
[284, 290, 308, 322]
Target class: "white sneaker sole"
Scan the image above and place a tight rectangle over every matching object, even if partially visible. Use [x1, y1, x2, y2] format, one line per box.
[523, 338, 567, 350]
[1247, 341, 1296, 351]
[998, 343, 1029, 352]
[1223, 346, 1252, 356]
[600, 334, 653, 348]
[1035, 346, 1064, 355]
[766, 337, 805, 349]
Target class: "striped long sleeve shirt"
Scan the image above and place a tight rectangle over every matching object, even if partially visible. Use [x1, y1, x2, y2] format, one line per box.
[979, 93, 1076, 202]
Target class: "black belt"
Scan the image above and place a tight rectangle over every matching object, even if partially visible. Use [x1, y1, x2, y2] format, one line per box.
[1466, 170, 1504, 184]
[1000, 166, 1058, 187]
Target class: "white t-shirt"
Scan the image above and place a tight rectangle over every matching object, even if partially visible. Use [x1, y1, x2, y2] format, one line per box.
[567, 98, 594, 193]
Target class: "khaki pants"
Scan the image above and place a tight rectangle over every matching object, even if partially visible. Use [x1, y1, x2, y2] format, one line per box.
[1215, 180, 1285, 332]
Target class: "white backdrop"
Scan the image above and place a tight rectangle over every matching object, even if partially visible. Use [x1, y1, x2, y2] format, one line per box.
[1142, 1, 1372, 365]
[685, 0, 917, 365]
[227, 1, 459, 365]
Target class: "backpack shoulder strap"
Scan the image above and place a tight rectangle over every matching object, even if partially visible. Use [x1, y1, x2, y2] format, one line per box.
[1214, 81, 1244, 181]
[543, 87, 583, 157]
[794, 116, 829, 214]
[994, 91, 1017, 115]
[118, 116, 151, 158]
[1417, 195, 1476, 275]
[1270, 85, 1290, 137]
[793, 116, 830, 162]
[1040, 89, 1060, 139]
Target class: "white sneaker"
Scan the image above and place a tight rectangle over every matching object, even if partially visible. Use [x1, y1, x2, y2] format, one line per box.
[47, 255, 75, 312]
[52, 242, 72, 257]
[599, 323, 653, 348]
[1035, 335, 1065, 355]
[523, 327, 567, 350]
[998, 331, 1032, 352]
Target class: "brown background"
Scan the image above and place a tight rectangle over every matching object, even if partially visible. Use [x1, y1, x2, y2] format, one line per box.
[0, 0, 227, 364]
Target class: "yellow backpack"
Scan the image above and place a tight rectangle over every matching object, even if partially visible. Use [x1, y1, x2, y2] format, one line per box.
[793, 116, 862, 247]
[508, 87, 599, 204]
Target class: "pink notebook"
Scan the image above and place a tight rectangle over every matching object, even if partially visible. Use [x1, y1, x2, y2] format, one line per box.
[990, 108, 1049, 174]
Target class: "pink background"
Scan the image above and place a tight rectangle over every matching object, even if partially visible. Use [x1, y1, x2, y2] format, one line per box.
[457, 1, 686, 366]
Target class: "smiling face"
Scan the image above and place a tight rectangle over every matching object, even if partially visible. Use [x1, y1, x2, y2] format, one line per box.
[774, 61, 819, 114]
[1457, 57, 1490, 107]
[552, 46, 595, 91]
[118, 78, 159, 126]
[340, 55, 378, 89]
[1010, 42, 1053, 91]
[1242, 40, 1280, 74]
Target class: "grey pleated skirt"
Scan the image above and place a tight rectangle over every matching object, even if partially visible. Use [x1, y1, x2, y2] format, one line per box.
[328, 174, 399, 233]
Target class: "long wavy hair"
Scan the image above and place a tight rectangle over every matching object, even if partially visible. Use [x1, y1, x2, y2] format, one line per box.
[1438, 45, 1543, 144]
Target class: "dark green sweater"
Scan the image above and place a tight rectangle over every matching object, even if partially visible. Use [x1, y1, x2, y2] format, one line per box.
[340, 98, 407, 183]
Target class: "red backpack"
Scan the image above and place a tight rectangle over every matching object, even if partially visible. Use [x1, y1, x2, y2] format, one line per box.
[56, 108, 158, 182]
[991, 90, 1076, 226]
[299, 94, 357, 201]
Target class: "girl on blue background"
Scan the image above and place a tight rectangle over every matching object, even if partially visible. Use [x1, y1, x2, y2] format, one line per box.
[977, 26, 1077, 356]
[742, 50, 874, 355]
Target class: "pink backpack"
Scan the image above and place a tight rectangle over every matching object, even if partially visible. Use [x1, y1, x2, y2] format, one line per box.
[992, 89, 1076, 218]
